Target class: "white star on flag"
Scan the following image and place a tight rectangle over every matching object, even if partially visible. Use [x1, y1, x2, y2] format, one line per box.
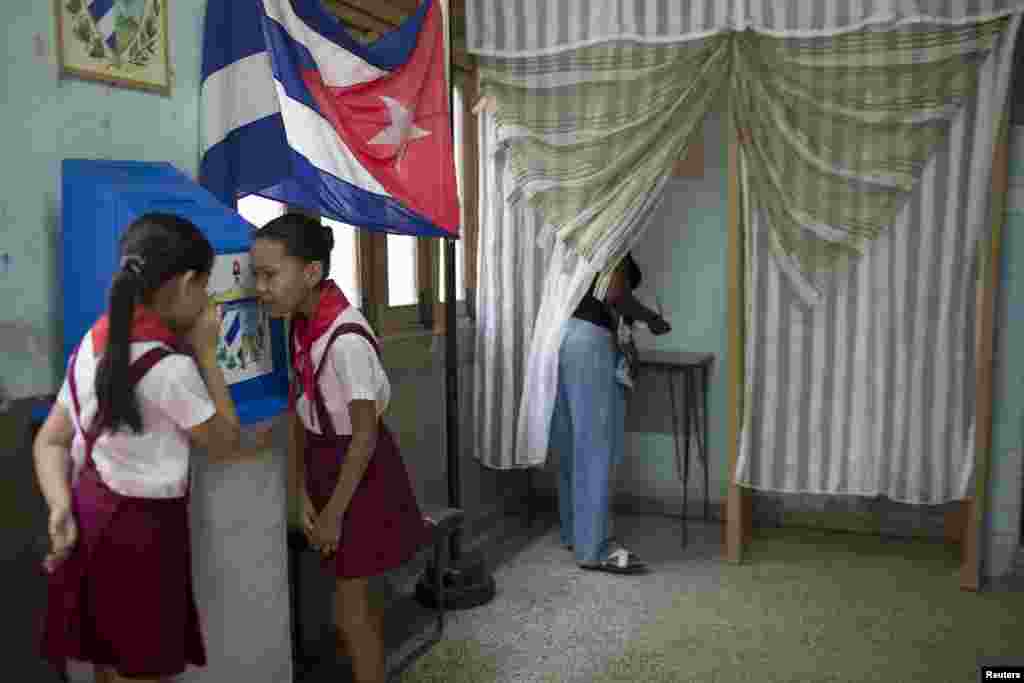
[370, 96, 430, 149]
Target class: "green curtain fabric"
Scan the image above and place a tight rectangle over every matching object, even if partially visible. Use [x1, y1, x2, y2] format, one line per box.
[477, 36, 731, 283]
[731, 19, 1007, 304]
[477, 18, 1009, 305]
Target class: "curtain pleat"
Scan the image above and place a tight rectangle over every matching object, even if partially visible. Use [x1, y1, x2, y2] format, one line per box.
[735, 13, 1020, 501]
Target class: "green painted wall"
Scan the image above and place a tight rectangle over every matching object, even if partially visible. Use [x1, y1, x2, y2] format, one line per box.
[618, 108, 731, 511]
[988, 126, 1024, 541]
[0, 1, 205, 401]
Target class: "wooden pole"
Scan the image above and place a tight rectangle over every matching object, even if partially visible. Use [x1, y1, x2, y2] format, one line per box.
[962, 107, 1010, 591]
[725, 128, 750, 563]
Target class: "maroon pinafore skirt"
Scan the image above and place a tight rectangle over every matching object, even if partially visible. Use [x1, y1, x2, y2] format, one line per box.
[300, 324, 430, 578]
[40, 346, 206, 679]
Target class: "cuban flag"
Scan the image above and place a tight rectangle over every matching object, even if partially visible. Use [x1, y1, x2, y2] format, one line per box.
[200, 0, 460, 238]
[88, 0, 122, 51]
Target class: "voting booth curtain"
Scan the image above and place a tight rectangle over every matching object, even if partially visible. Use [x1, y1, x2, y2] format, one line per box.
[465, 0, 1022, 506]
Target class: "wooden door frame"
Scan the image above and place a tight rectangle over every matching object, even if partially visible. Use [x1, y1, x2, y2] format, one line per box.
[725, 131, 751, 564]
[723, 112, 1010, 589]
[962, 107, 1010, 591]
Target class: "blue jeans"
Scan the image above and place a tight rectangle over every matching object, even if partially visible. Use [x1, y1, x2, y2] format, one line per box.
[550, 318, 626, 565]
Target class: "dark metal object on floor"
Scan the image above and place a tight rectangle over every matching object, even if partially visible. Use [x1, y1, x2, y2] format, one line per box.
[415, 547, 497, 610]
[414, 238, 497, 612]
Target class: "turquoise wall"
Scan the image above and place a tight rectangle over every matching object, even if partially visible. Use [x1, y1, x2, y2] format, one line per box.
[988, 126, 1024, 542]
[617, 108, 731, 511]
[0, 1, 205, 401]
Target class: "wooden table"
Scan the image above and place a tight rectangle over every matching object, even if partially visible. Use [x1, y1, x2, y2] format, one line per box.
[635, 350, 714, 547]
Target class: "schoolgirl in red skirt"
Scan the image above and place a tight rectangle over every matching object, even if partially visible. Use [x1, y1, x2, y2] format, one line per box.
[34, 214, 265, 682]
[250, 213, 429, 683]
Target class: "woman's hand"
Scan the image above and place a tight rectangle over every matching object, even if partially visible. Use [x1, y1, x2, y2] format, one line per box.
[312, 499, 344, 559]
[43, 506, 77, 574]
[648, 316, 672, 336]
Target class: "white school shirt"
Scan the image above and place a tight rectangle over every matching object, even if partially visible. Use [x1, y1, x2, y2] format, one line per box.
[56, 331, 217, 499]
[293, 306, 390, 436]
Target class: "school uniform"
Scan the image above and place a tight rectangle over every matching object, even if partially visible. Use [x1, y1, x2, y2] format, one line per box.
[40, 308, 213, 679]
[291, 280, 429, 578]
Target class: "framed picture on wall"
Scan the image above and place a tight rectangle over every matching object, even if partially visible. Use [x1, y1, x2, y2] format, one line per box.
[54, 0, 171, 96]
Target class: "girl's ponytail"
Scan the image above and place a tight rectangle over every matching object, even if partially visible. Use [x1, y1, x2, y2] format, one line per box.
[95, 258, 146, 434]
[92, 214, 214, 436]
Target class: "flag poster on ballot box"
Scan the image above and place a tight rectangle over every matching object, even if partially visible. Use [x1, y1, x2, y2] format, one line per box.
[208, 252, 273, 386]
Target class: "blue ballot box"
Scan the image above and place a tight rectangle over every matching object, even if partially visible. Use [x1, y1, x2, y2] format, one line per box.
[47, 159, 289, 426]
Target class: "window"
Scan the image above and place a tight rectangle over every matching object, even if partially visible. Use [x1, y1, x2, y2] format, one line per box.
[387, 233, 418, 306]
[322, 218, 361, 307]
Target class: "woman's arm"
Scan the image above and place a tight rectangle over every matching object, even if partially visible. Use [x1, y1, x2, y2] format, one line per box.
[33, 404, 76, 514]
[604, 260, 660, 325]
[611, 291, 661, 325]
[604, 263, 628, 306]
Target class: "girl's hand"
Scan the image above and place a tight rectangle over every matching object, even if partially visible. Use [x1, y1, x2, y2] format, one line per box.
[43, 506, 77, 574]
[251, 425, 275, 450]
[312, 501, 344, 559]
[185, 303, 222, 357]
[240, 425, 275, 459]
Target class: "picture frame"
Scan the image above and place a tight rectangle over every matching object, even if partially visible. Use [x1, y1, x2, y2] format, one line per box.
[54, 0, 171, 96]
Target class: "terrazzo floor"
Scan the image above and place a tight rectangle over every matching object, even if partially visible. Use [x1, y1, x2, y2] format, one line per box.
[392, 512, 724, 683]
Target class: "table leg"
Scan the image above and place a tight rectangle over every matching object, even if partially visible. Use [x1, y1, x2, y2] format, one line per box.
[702, 363, 710, 522]
[666, 369, 686, 548]
[526, 468, 535, 528]
[682, 369, 693, 532]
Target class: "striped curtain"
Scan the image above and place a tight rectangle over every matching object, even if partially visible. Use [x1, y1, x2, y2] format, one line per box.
[735, 12, 1022, 502]
[478, 24, 1009, 308]
[473, 107, 670, 470]
[467, 0, 1024, 55]
[730, 19, 1007, 306]
[466, 1, 742, 57]
[465, 0, 1024, 472]
[477, 36, 728, 277]
[473, 111, 554, 470]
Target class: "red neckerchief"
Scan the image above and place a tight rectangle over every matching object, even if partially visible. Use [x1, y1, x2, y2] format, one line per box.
[291, 279, 351, 405]
[91, 305, 186, 356]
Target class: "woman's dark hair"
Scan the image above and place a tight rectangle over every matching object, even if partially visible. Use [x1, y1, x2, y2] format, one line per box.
[252, 212, 334, 284]
[96, 213, 215, 435]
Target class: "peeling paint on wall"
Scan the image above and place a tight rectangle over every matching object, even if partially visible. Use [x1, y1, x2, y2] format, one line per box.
[0, 320, 52, 407]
